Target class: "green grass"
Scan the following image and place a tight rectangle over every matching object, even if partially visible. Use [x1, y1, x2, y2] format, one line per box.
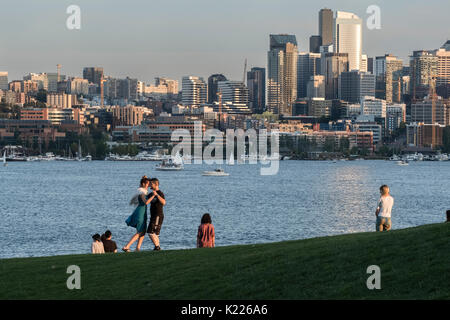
[1, 223, 449, 299]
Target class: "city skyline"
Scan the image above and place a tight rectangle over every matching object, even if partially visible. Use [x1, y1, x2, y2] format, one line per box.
[0, 0, 449, 84]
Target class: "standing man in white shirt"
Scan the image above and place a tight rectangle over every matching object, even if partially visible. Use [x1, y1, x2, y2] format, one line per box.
[375, 185, 394, 232]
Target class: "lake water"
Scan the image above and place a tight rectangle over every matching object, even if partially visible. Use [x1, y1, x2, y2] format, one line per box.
[0, 160, 448, 259]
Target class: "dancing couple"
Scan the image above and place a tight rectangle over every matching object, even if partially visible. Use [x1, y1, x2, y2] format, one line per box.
[123, 175, 166, 252]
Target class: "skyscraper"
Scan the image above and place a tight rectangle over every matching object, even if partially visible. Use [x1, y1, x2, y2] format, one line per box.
[267, 34, 298, 116]
[361, 54, 368, 73]
[375, 54, 404, 103]
[182, 76, 207, 106]
[319, 8, 334, 46]
[410, 51, 438, 99]
[321, 53, 349, 100]
[247, 67, 266, 114]
[217, 81, 249, 105]
[83, 67, 104, 93]
[207, 74, 227, 104]
[435, 41, 450, 91]
[297, 52, 321, 98]
[0, 72, 8, 90]
[339, 70, 375, 103]
[334, 11, 363, 71]
[309, 36, 322, 54]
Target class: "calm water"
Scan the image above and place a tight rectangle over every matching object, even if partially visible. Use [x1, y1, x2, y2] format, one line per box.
[0, 160, 448, 259]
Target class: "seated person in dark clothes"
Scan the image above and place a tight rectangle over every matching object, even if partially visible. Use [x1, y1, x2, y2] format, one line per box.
[101, 230, 118, 253]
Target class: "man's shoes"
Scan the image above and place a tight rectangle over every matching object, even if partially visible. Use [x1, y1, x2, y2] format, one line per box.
[153, 246, 161, 251]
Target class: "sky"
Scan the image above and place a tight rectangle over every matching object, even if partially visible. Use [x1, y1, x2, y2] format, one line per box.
[0, 0, 449, 84]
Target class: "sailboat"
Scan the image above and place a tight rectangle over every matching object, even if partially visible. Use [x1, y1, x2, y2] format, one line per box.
[3, 151, 7, 167]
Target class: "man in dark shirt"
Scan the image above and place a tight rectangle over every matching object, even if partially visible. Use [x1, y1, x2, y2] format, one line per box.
[101, 230, 118, 253]
[147, 178, 166, 251]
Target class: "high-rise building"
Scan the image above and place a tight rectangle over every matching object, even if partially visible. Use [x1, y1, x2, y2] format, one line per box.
[247, 67, 266, 113]
[306, 75, 325, 98]
[83, 67, 104, 93]
[319, 8, 334, 46]
[375, 54, 403, 103]
[23, 73, 48, 91]
[411, 97, 448, 125]
[334, 11, 363, 71]
[361, 54, 368, 73]
[267, 34, 298, 115]
[309, 36, 322, 54]
[339, 71, 375, 103]
[410, 51, 438, 99]
[217, 81, 249, 105]
[46, 93, 77, 108]
[321, 52, 349, 99]
[386, 104, 406, 134]
[47, 73, 66, 93]
[0, 72, 8, 90]
[145, 78, 179, 95]
[69, 77, 89, 95]
[435, 47, 450, 89]
[367, 57, 374, 74]
[360, 96, 387, 118]
[182, 76, 207, 106]
[297, 52, 321, 99]
[207, 74, 227, 104]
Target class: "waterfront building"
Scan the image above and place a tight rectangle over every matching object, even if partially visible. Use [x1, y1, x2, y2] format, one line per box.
[406, 122, 444, 148]
[0, 119, 66, 144]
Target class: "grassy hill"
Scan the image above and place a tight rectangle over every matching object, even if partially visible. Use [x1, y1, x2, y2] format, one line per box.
[0, 223, 449, 300]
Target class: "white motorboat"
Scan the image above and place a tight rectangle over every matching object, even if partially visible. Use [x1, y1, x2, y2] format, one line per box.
[202, 168, 229, 176]
[156, 155, 184, 171]
[397, 160, 409, 166]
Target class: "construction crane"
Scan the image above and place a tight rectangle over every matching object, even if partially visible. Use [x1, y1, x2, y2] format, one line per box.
[100, 77, 107, 108]
[428, 76, 438, 148]
[242, 58, 247, 84]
